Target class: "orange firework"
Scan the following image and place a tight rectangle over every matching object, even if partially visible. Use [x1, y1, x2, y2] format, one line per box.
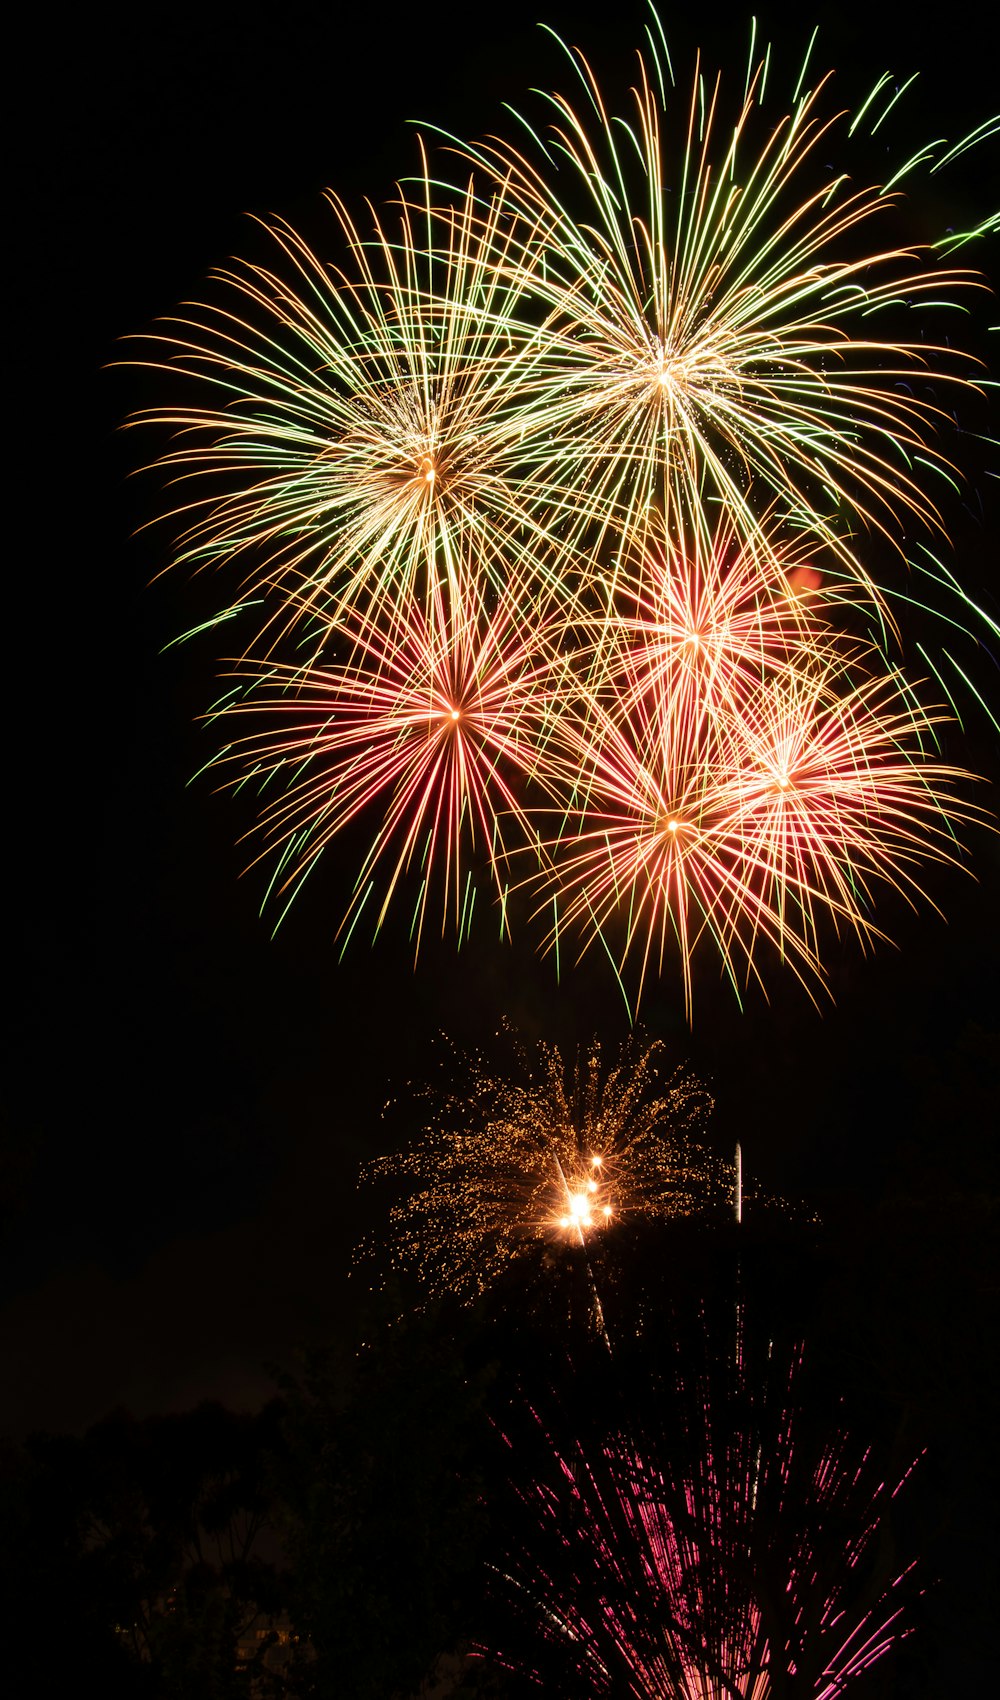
[358, 1036, 718, 1300]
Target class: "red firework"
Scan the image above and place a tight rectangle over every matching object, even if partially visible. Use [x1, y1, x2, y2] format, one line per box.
[216, 570, 567, 950]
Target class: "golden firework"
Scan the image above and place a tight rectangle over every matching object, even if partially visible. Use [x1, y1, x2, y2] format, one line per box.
[359, 1036, 718, 1299]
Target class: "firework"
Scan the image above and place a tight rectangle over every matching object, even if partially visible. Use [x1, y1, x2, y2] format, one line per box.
[594, 510, 833, 732]
[129, 13, 993, 1009]
[539, 588, 983, 1015]
[358, 1036, 718, 1300]
[127, 152, 575, 648]
[209, 511, 984, 1005]
[212, 570, 569, 951]
[449, 19, 986, 600]
[482, 1322, 921, 1697]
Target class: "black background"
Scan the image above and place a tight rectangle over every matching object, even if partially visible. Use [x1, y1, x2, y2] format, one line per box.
[7, 0, 997, 1436]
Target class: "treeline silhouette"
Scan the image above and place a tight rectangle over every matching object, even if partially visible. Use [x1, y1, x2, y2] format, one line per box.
[3, 1066, 996, 1697]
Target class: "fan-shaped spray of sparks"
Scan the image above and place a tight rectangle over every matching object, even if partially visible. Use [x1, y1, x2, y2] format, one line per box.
[358, 1036, 718, 1299]
[447, 15, 987, 600]
[482, 1321, 921, 1697]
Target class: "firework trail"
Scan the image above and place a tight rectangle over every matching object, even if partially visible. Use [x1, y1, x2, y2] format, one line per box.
[482, 1314, 921, 1698]
[357, 1035, 720, 1301]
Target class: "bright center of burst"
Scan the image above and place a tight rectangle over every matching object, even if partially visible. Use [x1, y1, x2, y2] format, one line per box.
[449, 708, 461, 722]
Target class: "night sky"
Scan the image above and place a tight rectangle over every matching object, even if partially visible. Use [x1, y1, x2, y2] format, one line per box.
[7, 0, 997, 1442]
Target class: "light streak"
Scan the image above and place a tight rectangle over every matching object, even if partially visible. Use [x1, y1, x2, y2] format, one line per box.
[129, 12, 994, 1010]
[447, 22, 987, 604]
[483, 1317, 922, 1697]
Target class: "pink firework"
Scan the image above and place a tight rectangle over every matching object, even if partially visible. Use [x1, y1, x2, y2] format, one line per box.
[483, 1325, 921, 1697]
[721, 661, 979, 955]
[539, 587, 981, 1013]
[596, 514, 832, 738]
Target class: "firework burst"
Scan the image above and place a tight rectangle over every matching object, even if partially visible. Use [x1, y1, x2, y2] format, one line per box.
[594, 511, 833, 732]
[449, 18, 986, 599]
[482, 1320, 921, 1698]
[358, 1036, 718, 1300]
[129, 11, 994, 1009]
[212, 570, 569, 950]
[128, 151, 573, 648]
[539, 581, 984, 1015]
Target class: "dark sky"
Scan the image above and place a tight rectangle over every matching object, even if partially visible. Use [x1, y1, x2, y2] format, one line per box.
[7, 0, 997, 1437]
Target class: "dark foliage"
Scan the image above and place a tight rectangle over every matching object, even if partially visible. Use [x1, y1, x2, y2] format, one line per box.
[273, 1294, 494, 1699]
[3, 1099, 996, 1698]
[0, 1402, 291, 1699]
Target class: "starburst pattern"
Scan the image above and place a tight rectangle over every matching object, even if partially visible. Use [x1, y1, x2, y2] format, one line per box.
[601, 516, 830, 732]
[358, 1036, 718, 1299]
[214, 572, 567, 949]
[129, 12, 994, 1011]
[450, 18, 985, 595]
[129, 153, 571, 648]
[541, 593, 982, 1014]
